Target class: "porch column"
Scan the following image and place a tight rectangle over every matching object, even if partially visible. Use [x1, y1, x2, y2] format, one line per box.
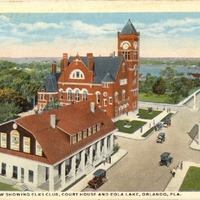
[33, 166, 38, 187]
[89, 145, 93, 165]
[103, 137, 108, 156]
[110, 134, 114, 153]
[49, 166, 54, 191]
[71, 156, 76, 181]
[6, 165, 12, 179]
[96, 141, 101, 159]
[61, 161, 66, 187]
[80, 150, 85, 174]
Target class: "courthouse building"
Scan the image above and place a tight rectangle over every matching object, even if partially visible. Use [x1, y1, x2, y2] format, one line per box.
[0, 101, 117, 191]
[37, 19, 140, 119]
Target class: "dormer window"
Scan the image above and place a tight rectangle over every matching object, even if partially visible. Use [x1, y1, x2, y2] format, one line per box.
[72, 135, 76, 144]
[83, 130, 87, 139]
[70, 70, 85, 79]
[93, 125, 96, 134]
[97, 123, 101, 132]
[88, 127, 91, 136]
[78, 132, 82, 141]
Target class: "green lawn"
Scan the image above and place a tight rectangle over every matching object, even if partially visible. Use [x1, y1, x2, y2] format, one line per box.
[179, 166, 200, 191]
[0, 182, 19, 191]
[142, 127, 155, 138]
[139, 93, 169, 103]
[114, 120, 146, 134]
[137, 108, 162, 119]
[161, 113, 174, 122]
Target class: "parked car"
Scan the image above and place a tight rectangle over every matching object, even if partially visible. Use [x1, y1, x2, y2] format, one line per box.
[163, 116, 171, 127]
[156, 132, 165, 143]
[155, 122, 162, 131]
[159, 152, 173, 167]
[88, 169, 107, 189]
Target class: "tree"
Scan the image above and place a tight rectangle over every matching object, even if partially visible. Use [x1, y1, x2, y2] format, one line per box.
[0, 102, 20, 124]
[43, 99, 61, 111]
[152, 77, 166, 95]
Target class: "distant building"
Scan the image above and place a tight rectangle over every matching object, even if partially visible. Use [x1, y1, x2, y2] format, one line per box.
[0, 101, 117, 191]
[37, 19, 140, 119]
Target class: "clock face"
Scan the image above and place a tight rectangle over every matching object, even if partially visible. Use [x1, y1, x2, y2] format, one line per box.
[133, 42, 138, 49]
[122, 42, 129, 50]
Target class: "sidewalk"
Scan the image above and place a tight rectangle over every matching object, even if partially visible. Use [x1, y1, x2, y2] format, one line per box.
[114, 109, 176, 140]
[68, 148, 127, 191]
[165, 161, 200, 191]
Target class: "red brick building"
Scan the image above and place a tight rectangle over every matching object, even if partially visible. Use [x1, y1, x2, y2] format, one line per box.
[37, 19, 140, 119]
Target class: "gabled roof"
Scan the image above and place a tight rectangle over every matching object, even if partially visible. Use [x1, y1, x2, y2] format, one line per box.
[68, 56, 122, 84]
[102, 72, 115, 82]
[14, 101, 117, 165]
[120, 19, 139, 35]
[38, 73, 60, 92]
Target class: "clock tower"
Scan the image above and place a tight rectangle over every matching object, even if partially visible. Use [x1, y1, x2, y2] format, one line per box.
[118, 19, 140, 113]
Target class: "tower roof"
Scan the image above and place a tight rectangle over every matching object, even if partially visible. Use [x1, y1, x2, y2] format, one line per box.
[121, 19, 139, 35]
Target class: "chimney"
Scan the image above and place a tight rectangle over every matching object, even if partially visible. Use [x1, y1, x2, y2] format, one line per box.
[90, 102, 95, 113]
[52, 63, 56, 74]
[63, 53, 68, 69]
[87, 53, 93, 71]
[60, 59, 64, 72]
[50, 114, 56, 129]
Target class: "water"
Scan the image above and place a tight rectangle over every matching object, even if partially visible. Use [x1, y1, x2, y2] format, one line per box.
[139, 64, 200, 77]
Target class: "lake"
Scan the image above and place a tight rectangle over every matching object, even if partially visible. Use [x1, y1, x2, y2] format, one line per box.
[139, 64, 200, 77]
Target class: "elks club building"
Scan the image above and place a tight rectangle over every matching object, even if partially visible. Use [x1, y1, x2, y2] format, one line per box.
[37, 19, 140, 119]
[0, 101, 117, 191]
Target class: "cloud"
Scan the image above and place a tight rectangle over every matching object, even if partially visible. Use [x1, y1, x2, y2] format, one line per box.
[18, 22, 64, 32]
[0, 15, 9, 22]
[62, 20, 121, 36]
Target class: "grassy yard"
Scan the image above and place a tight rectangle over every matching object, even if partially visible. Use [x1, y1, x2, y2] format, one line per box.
[139, 93, 169, 103]
[142, 127, 155, 138]
[114, 120, 146, 134]
[137, 108, 162, 119]
[179, 166, 200, 191]
[0, 182, 19, 191]
[161, 113, 174, 121]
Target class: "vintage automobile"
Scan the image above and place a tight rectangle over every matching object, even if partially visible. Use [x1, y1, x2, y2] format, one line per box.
[88, 169, 107, 189]
[156, 132, 165, 143]
[159, 152, 173, 167]
[155, 122, 163, 131]
[163, 116, 171, 127]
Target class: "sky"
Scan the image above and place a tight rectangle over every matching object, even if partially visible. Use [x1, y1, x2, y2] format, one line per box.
[0, 12, 200, 58]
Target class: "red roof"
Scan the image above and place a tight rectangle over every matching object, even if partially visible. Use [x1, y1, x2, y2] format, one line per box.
[14, 101, 117, 165]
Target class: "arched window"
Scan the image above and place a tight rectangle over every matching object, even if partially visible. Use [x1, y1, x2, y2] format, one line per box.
[59, 89, 63, 100]
[69, 70, 85, 79]
[122, 90, 125, 101]
[115, 92, 118, 102]
[67, 89, 72, 101]
[10, 130, 20, 151]
[96, 92, 100, 103]
[75, 90, 79, 101]
[83, 90, 87, 100]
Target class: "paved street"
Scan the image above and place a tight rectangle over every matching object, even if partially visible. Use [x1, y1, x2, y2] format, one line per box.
[84, 94, 200, 191]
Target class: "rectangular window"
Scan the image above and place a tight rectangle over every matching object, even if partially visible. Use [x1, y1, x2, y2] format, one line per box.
[120, 78, 127, 85]
[12, 166, 18, 179]
[40, 94, 43, 100]
[1, 163, 6, 175]
[1, 133, 7, 148]
[88, 127, 91, 136]
[83, 130, 87, 139]
[78, 132, 82, 141]
[72, 135, 76, 144]
[36, 140, 42, 156]
[28, 170, 34, 182]
[23, 137, 30, 153]
[109, 97, 112, 104]
[97, 123, 101, 132]
[103, 99, 107, 106]
[134, 51, 137, 60]
[93, 125, 96, 134]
